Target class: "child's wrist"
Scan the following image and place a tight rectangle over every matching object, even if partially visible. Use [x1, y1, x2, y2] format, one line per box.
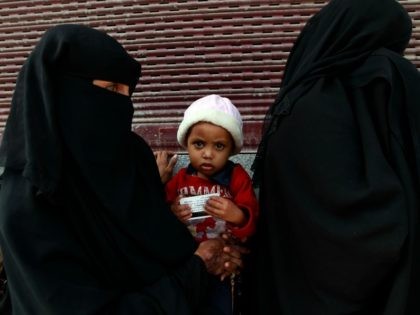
[229, 212, 247, 227]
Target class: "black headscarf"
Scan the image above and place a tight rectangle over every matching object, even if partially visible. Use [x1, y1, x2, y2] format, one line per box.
[0, 24, 139, 194]
[245, 0, 420, 314]
[252, 0, 413, 183]
[0, 24, 205, 314]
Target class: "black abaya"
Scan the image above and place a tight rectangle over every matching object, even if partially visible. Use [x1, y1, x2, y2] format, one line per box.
[0, 24, 209, 314]
[246, 0, 420, 314]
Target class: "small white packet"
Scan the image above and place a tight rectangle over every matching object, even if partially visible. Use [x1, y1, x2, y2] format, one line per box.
[180, 193, 226, 240]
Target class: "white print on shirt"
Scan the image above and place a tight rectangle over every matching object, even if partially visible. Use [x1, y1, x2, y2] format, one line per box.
[178, 185, 232, 199]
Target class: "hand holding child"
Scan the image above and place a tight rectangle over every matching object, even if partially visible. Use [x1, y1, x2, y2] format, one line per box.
[154, 151, 177, 184]
[194, 236, 249, 280]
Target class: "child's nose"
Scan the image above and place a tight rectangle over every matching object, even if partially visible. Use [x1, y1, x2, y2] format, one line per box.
[202, 147, 213, 158]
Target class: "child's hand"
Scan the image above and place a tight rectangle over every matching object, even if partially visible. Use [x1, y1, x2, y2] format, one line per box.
[170, 196, 192, 224]
[205, 196, 246, 226]
[154, 151, 177, 184]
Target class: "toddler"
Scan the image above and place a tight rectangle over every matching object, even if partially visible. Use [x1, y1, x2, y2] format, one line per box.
[165, 94, 259, 315]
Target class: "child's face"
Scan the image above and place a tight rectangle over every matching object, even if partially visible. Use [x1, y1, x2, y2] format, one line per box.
[186, 122, 234, 179]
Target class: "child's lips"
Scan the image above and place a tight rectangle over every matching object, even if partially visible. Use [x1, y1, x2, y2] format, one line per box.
[200, 163, 213, 171]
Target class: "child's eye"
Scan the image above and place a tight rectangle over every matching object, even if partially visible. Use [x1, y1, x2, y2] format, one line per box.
[193, 141, 204, 149]
[215, 143, 225, 151]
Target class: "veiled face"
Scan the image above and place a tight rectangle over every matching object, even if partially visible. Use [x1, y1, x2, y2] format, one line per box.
[92, 79, 129, 96]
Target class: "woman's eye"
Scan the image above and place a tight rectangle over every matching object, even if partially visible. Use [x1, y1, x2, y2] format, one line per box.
[106, 84, 117, 92]
[92, 80, 129, 96]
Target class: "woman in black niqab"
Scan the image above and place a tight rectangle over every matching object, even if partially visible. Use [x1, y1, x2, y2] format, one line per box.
[245, 0, 420, 314]
[0, 24, 232, 314]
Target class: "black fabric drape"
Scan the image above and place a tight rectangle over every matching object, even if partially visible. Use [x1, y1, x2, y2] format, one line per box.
[0, 24, 209, 314]
[252, 0, 412, 183]
[0, 24, 140, 195]
[245, 0, 420, 314]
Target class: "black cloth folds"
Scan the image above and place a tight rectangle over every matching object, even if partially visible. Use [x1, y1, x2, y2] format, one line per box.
[0, 24, 208, 314]
[246, 0, 420, 314]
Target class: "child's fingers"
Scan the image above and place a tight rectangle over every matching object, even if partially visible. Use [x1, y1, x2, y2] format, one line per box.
[180, 213, 192, 224]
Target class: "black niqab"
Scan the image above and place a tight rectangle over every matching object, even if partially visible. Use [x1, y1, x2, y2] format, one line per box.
[0, 24, 139, 194]
[252, 0, 412, 183]
[0, 24, 206, 314]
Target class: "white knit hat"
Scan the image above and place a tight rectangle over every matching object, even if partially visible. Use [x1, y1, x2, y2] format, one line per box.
[177, 94, 243, 155]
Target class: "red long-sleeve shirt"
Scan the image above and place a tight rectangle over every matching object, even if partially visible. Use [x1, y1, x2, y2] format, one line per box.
[165, 162, 259, 241]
